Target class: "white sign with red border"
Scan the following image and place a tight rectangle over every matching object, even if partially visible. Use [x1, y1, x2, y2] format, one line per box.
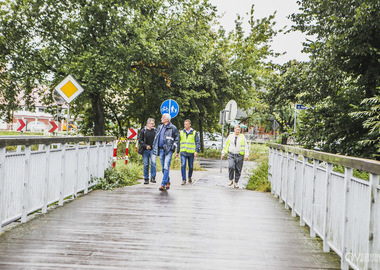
[127, 128, 137, 139]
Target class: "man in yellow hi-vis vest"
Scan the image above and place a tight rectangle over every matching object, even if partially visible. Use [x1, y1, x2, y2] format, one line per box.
[222, 125, 249, 188]
[176, 119, 200, 185]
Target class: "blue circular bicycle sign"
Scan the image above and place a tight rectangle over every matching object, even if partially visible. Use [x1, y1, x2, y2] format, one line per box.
[160, 99, 179, 119]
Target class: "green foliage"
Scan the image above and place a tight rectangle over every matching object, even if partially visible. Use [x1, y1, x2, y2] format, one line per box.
[1, 1, 278, 140]
[332, 165, 369, 181]
[262, 0, 380, 159]
[246, 159, 270, 192]
[248, 143, 269, 163]
[95, 162, 141, 190]
[197, 149, 222, 159]
[350, 95, 380, 157]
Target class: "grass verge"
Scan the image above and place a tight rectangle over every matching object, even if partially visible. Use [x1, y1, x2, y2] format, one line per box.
[246, 159, 271, 192]
[246, 143, 271, 192]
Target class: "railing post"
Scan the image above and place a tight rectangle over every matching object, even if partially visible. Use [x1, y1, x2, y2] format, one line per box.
[291, 154, 298, 217]
[300, 157, 308, 227]
[96, 141, 100, 178]
[0, 147, 6, 231]
[85, 141, 91, 194]
[42, 143, 50, 213]
[341, 167, 353, 270]
[310, 159, 319, 238]
[103, 141, 108, 170]
[273, 149, 279, 198]
[284, 152, 290, 209]
[74, 142, 79, 198]
[368, 173, 379, 270]
[279, 150, 284, 203]
[269, 148, 274, 195]
[21, 145, 31, 223]
[59, 143, 67, 206]
[322, 162, 332, 252]
[268, 148, 275, 195]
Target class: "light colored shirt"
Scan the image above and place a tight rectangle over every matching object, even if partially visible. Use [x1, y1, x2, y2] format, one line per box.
[226, 134, 249, 158]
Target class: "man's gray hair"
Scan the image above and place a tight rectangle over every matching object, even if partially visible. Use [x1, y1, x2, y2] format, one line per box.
[162, 113, 171, 121]
[147, 118, 155, 124]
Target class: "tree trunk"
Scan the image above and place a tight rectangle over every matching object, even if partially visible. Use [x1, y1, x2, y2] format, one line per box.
[281, 135, 288, 145]
[199, 115, 204, 152]
[91, 94, 105, 136]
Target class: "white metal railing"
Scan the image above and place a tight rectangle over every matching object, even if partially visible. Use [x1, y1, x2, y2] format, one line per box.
[268, 143, 380, 270]
[0, 136, 115, 230]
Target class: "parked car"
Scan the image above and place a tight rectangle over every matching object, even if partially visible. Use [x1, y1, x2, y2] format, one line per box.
[203, 133, 223, 149]
[62, 122, 78, 131]
[27, 121, 47, 132]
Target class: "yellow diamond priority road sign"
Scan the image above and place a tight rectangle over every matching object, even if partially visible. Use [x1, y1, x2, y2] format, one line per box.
[55, 75, 84, 104]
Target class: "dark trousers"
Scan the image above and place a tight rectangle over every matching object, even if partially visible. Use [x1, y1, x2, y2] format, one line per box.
[180, 153, 194, 181]
[227, 153, 244, 183]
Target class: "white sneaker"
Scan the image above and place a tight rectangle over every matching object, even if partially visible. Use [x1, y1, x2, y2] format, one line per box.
[228, 180, 233, 186]
[234, 182, 239, 189]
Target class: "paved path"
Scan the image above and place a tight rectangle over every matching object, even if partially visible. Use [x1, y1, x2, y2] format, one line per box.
[0, 160, 340, 269]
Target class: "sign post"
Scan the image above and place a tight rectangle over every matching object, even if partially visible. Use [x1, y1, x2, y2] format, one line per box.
[294, 104, 308, 145]
[55, 75, 84, 136]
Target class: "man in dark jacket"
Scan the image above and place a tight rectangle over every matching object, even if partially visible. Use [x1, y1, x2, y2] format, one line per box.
[152, 113, 180, 191]
[138, 118, 156, 184]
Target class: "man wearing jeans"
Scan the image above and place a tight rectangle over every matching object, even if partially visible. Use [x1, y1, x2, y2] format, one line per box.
[176, 119, 200, 185]
[222, 125, 249, 188]
[152, 113, 180, 191]
[138, 118, 156, 184]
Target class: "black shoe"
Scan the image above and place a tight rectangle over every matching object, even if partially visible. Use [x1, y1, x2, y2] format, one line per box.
[165, 182, 171, 190]
[144, 179, 149, 184]
[150, 177, 156, 183]
[188, 178, 192, 184]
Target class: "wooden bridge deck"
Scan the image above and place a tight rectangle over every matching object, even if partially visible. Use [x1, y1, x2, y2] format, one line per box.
[0, 163, 340, 269]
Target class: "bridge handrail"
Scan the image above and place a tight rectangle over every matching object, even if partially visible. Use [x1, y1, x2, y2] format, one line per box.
[0, 136, 116, 231]
[0, 136, 115, 147]
[268, 143, 380, 175]
[268, 143, 380, 270]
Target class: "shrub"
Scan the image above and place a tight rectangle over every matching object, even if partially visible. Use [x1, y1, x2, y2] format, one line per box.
[246, 159, 271, 192]
[95, 161, 141, 190]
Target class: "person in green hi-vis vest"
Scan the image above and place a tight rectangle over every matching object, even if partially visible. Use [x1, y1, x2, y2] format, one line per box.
[176, 119, 200, 185]
[222, 125, 249, 188]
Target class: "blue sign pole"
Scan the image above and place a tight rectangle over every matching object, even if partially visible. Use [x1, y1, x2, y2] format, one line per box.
[160, 99, 179, 119]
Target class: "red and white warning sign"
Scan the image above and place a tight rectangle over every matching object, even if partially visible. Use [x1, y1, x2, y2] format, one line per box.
[48, 121, 58, 133]
[16, 119, 26, 131]
[127, 128, 137, 139]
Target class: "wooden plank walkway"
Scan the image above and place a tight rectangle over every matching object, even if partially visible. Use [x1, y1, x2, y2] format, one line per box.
[0, 162, 340, 269]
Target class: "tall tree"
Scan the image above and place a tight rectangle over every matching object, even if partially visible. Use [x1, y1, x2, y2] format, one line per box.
[277, 0, 380, 158]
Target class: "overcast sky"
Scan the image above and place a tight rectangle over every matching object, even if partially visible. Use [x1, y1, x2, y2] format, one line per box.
[208, 0, 310, 64]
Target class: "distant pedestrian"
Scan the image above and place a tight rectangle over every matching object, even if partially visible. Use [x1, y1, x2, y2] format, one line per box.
[222, 125, 249, 188]
[176, 119, 200, 185]
[152, 113, 180, 191]
[138, 118, 157, 184]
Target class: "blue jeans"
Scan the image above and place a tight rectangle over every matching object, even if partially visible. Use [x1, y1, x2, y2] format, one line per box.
[180, 154, 194, 181]
[142, 149, 156, 180]
[158, 149, 173, 186]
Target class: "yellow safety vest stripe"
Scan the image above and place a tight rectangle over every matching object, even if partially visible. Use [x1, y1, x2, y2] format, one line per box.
[180, 131, 196, 153]
[224, 134, 245, 155]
